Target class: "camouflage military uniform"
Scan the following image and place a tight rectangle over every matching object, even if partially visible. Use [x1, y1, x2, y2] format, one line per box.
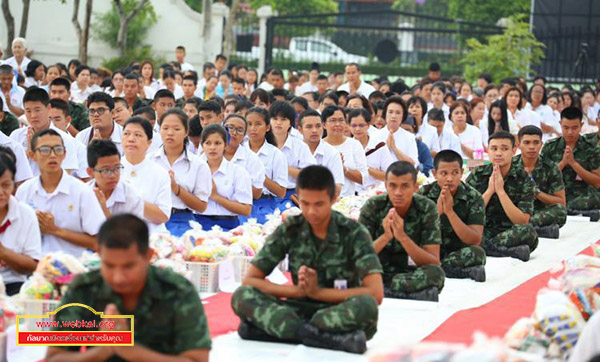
[358, 193, 445, 293]
[175, 97, 188, 109]
[0, 112, 19, 136]
[512, 154, 567, 227]
[541, 136, 600, 211]
[231, 211, 383, 340]
[133, 97, 152, 112]
[68, 101, 90, 131]
[583, 132, 599, 147]
[466, 163, 539, 251]
[419, 181, 486, 269]
[52, 266, 211, 361]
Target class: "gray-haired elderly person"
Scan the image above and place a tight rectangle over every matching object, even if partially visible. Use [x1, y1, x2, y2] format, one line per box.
[0, 64, 25, 116]
[5, 37, 30, 78]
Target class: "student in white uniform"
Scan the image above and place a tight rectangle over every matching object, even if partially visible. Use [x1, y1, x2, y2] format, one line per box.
[246, 107, 288, 222]
[86, 139, 144, 220]
[504, 86, 541, 130]
[298, 109, 344, 196]
[121, 117, 172, 234]
[10, 88, 79, 176]
[16, 129, 106, 256]
[0, 137, 32, 186]
[425, 82, 450, 124]
[152, 109, 212, 236]
[482, 100, 513, 148]
[0, 154, 41, 295]
[69, 65, 93, 104]
[348, 108, 394, 193]
[322, 105, 368, 197]
[376, 96, 419, 165]
[223, 114, 265, 200]
[112, 97, 133, 127]
[270, 101, 316, 207]
[449, 102, 483, 159]
[427, 108, 462, 155]
[526, 84, 561, 141]
[197, 124, 252, 231]
[75, 92, 124, 154]
[152, 89, 177, 130]
[132, 106, 163, 155]
[407, 96, 439, 156]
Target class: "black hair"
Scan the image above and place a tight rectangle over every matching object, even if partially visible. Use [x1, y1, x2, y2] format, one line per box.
[561, 106, 583, 122]
[321, 105, 346, 124]
[533, 75, 546, 84]
[433, 150, 463, 170]
[488, 131, 515, 147]
[319, 92, 339, 105]
[25, 60, 45, 78]
[87, 139, 121, 169]
[31, 128, 64, 151]
[298, 109, 321, 127]
[503, 86, 524, 110]
[216, 54, 228, 62]
[234, 100, 253, 114]
[500, 77, 517, 87]
[347, 108, 371, 124]
[123, 116, 153, 140]
[133, 106, 156, 122]
[528, 84, 547, 105]
[113, 97, 130, 110]
[233, 77, 245, 85]
[483, 84, 498, 96]
[49, 77, 71, 92]
[246, 106, 276, 146]
[386, 161, 417, 182]
[407, 96, 428, 121]
[23, 87, 50, 106]
[518, 125, 543, 140]
[198, 100, 222, 115]
[291, 96, 309, 111]
[488, 100, 510, 138]
[153, 89, 175, 103]
[479, 73, 493, 84]
[49, 99, 70, 116]
[218, 70, 233, 80]
[185, 97, 203, 109]
[98, 214, 149, 254]
[201, 124, 227, 144]
[382, 96, 408, 123]
[431, 81, 446, 94]
[189, 115, 202, 137]
[74, 64, 90, 77]
[428, 108, 445, 122]
[250, 88, 272, 106]
[124, 73, 140, 82]
[87, 91, 115, 110]
[429, 62, 440, 72]
[268, 67, 284, 78]
[296, 165, 335, 199]
[269, 101, 296, 130]
[0, 147, 17, 180]
[160, 108, 190, 157]
[0, 146, 16, 168]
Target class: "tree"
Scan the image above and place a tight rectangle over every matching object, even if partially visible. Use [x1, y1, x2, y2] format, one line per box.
[115, 0, 150, 56]
[460, 17, 545, 83]
[223, 0, 241, 58]
[72, 0, 93, 63]
[448, 0, 529, 26]
[248, 0, 337, 15]
[2, 0, 34, 56]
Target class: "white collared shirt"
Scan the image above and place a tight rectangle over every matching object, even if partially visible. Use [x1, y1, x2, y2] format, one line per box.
[199, 158, 252, 216]
[0, 196, 42, 283]
[0, 86, 25, 112]
[295, 81, 317, 96]
[338, 81, 375, 98]
[527, 103, 561, 142]
[511, 108, 542, 129]
[416, 123, 440, 152]
[180, 62, 194, 71]
[0, 131, 32, 183]
[5, 57, 30, 73]
[70, 86, 93, 104]
[376, 126, 419, 166]
[151, 149, 212, 210]
[247, 141, 288, 196]
[229, 145, 265, 190]
[16, 171, 106, 257]
[326, 137, 368, 197]
[75, 123, 124, 155]
[368, 125, 383, 139]
[280, 135, 316, 188]
[437, 128, 462, 154]
[88, 179, 144, 219]
[147, 130, 163, 155]
[312, 140, 345, 187]
[453, 124, 484, 158]
[10, 124, 80, 176]
[121, 157, 172, 234]
[360, 136, 394, 192]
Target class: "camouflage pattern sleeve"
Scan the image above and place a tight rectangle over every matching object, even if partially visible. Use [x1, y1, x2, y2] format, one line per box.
[171, 282, 212, 351]
[418, 197, 442, 246]
[589, 146, 600, 171]
[516, 175, 536, 215]
[358, 197, 381, 241]
[251, 222, 289, 275]
[546, 162, 565, 195]
[466, 188, 485, 226]
[466, 168, 485, 195]
[350, 224, 383, 281]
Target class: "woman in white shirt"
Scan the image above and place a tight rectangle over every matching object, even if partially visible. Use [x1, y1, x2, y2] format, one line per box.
[323, 105, 368, 196]
[140, 61, 161, 92]
[0, 155, 41, 295]
[105, 70, 125, 98]
[246, 107, 288, 223]
[70, 65, 93, 104]
[121, 117, 172, 234]
[197, 124, 252, 230]
[450, 102, 483, 159]
[153, 109, 212, 236]
[377, 96, 420, 165]
[348, 108, 393, 193]
[426, 82, 450, 121]
[482, 100, 513, 148]
[458, 82, 473, 101]
[407, 96, 439, 155]
[24, 60, 46, 88]
[504, 86, 541, 129]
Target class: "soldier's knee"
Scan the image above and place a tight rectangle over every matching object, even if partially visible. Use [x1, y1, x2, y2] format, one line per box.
[421, 264, 446, 289]
[231, 285, 258, 312]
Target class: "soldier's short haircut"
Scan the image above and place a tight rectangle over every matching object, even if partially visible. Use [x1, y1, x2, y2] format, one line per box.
[98, 214, 149, 255]
[297, 165, 336, 199]
[518, 125, 543, 140]
[561, 106, 583, 122]
[386, 161, 417, 183]
[488, 130, 515, 147]
[434, 150, 463, 170]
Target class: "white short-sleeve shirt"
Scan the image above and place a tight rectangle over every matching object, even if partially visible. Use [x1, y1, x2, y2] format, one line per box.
[0, 131, 32, 183]
[453, 124, 484, 158]
[70, 86, 93, 104]
[75, 123, 124, 155]
[360, 136, 394, 192]
[337, 81, 375, 98]
[312, 140, 345, 187]
[147, 131, 163, 155]
[0, 196, 42, 283]
[199, 158, 253, 216]
[121, 157, 172, 234]
[527, 103, 561, 141]
[327, 137, 368, 197]
[248, 141, 288, 196]
[417, 123, 440, 152]
[437, 128, 462, 155]
[16, 172, 106, 257]
[376, 126, 419, 166]
[229, 145, 265, 191]
[512, 108, 542, 129]
[88, 179, 145, 219]
[280, 135, 316, 188]
[10, 124, 80, 176]
[150, 149, 212, 210]
[0, 86, 25, 112]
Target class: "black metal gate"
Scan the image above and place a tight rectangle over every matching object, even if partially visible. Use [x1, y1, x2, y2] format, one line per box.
[263, 10, 501, 77]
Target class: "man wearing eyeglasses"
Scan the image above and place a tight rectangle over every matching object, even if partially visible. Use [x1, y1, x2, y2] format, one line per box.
[75, 92, 124, 155]
[9, 88, 80, 177]
[15, 129, 106, 256]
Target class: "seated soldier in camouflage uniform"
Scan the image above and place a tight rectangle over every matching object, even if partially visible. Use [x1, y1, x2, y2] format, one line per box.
[232, 165, 383, 355]
[46, 215, 211, 362]
[583, 125, 599, 147]
[359, 161, 445, 302]
[541, 107, 600, 221]
[515, 126, 567, 239]
[419, 150, 486, 282]
[467, 131, 538, 262]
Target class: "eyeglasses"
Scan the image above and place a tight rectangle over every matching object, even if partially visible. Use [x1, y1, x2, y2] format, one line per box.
[88, 108, 109, 116]
[225, 124, 245, 135]
[94, 165, 124, 177]
[35, 145, 65, 156]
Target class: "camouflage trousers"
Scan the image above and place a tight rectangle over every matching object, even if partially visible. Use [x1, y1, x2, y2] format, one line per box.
[442, 245, 486, 269]
[231, 285, 379, 340]
[483, 224, 539, 252]
[388, 265, 445, 293]
[530, 203, 568, 227]
[567, 189, 600, 211]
